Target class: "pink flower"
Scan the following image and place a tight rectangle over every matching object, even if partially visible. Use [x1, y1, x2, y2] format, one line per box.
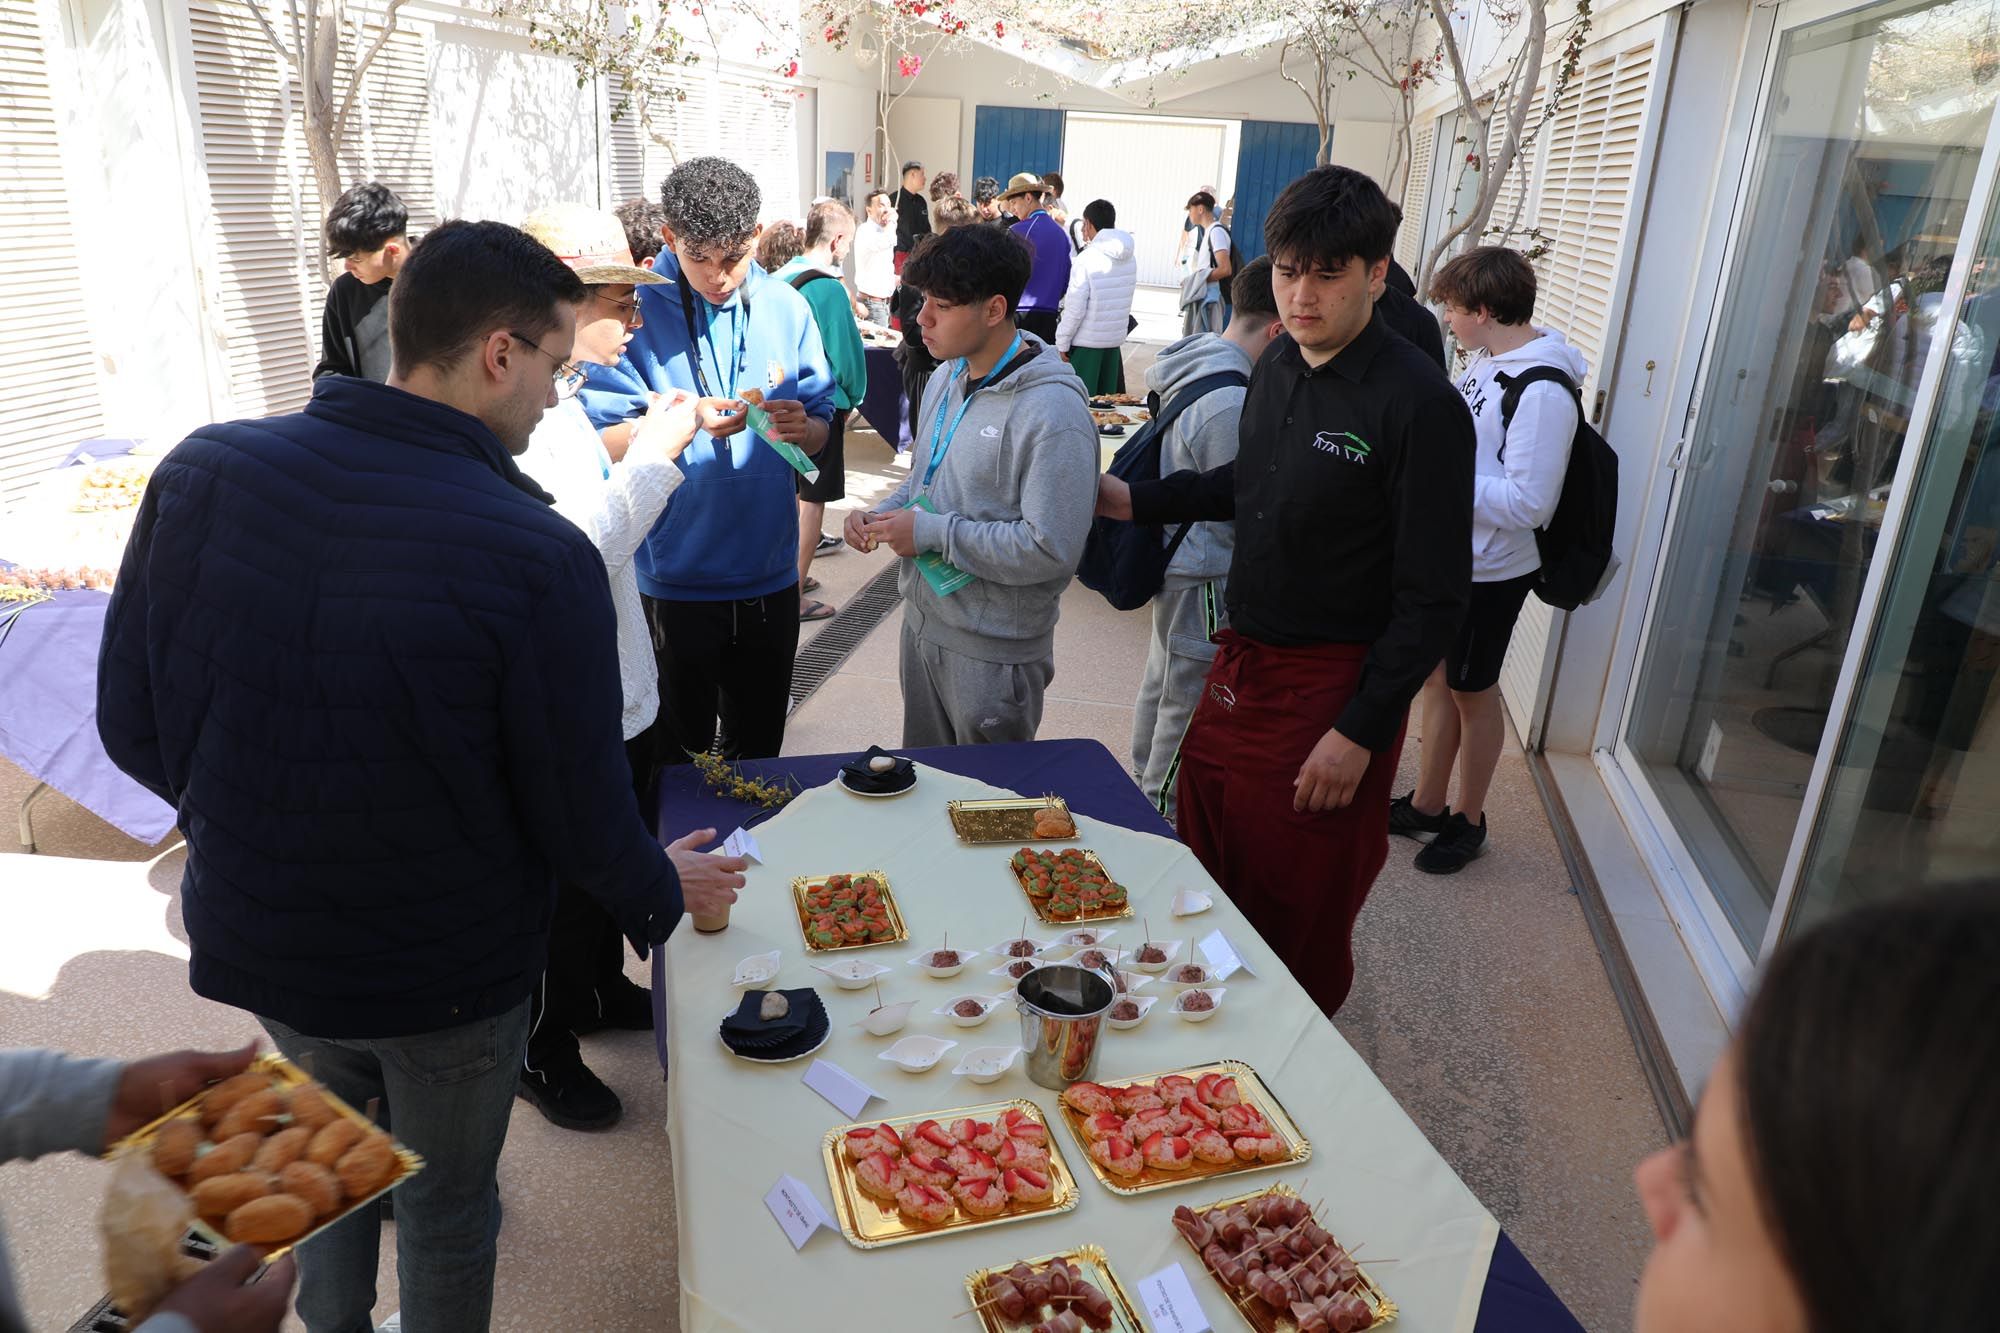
[898, 52, 923, 78]
[994, 19, 1005, 36]
[782, 59, 799, 77]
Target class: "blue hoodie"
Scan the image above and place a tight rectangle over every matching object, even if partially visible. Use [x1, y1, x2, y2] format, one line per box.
[578, 250, 835, 601]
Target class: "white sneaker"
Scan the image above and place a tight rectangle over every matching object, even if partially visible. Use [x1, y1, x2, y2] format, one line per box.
[376, 1315, 402, 1333]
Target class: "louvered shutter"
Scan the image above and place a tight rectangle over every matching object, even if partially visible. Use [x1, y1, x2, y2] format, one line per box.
[609, 69, 708, 205]
[1495, 28, 1661, 742]
[718, 74, 799, 223]
[1396, 118, 1435, 271]
[187, 0, 434, 418]
[0, 0, 106, 511]
[1484, 86, 1545, 246]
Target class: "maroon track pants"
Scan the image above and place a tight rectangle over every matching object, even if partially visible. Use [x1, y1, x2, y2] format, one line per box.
[1175, 631, 1406, 1017]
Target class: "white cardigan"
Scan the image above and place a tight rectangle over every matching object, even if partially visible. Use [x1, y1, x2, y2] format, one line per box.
[516, 394, 685, 740]
[1056, 228, 1138, 352]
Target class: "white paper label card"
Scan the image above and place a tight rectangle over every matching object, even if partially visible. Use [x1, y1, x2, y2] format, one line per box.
[764, 1173, 835, 1250]
[1198, 929, 1255, 980]
[1139, 1264, 1211, 1333]
[803, 1058, 882, 1118]
[721, 827, 763, 863]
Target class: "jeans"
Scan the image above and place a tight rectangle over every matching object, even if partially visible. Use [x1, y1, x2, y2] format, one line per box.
[861, 295, 891, 327]
[260, 1001, 531, 1333]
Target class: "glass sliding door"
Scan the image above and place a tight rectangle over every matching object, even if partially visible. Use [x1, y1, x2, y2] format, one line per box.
[1620, 0, 2000, 954]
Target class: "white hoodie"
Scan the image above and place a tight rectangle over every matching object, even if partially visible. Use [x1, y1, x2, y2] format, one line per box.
[1454, 326, 1589, 582]
[1056, 228, 1138, 352]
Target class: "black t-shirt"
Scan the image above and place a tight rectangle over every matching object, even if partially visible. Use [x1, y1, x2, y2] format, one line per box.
[894, 189, 932, 253]
[315, 272, 393, 381]
[1129, 312, 1474, 751]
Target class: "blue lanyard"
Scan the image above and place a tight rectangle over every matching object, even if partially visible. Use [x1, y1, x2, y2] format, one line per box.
[924, 332, 1022, 491]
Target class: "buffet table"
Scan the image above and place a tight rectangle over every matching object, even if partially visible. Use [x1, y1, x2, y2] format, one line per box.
[653, 741, 1585, 1333]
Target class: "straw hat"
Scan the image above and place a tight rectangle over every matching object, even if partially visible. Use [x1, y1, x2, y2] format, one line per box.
[999, 172, 1047, 201]
[520, 202, 665, 285]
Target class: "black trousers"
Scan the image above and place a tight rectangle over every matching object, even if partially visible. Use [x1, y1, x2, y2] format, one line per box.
[641, 587, 800, 763]
[1014, 308, 1060, 343]
[902, 357, 936, 447]
[526, 734, 661, 1070]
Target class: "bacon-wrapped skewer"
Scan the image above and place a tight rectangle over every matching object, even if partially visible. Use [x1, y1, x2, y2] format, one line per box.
[1172, 1204, 1214, 1249]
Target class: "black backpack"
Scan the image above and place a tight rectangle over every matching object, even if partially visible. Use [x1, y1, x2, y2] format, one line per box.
[1077, 369, 1249, 611]
[1496, 366, 1620, 611]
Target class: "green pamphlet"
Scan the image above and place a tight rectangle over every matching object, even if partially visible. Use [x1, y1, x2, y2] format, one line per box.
[907, 495, 973, 596]
[743, 402, 820, 483]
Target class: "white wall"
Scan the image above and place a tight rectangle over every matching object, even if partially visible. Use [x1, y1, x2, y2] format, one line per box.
[887, 95, 963, 189]
[428, 19, 600, 221]
[52, 0, 215, 436]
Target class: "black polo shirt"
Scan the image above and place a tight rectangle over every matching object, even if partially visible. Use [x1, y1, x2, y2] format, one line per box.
[1131, 310, 1474, 751]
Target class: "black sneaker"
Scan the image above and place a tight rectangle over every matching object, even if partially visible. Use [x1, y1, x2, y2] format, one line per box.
[591, 976, 656, 1032]
[815, 532, 843, 555]
[1388, 791, 1451, 842]
[1414, 813, 1488, 874]
[517, 1052, 623, 1131]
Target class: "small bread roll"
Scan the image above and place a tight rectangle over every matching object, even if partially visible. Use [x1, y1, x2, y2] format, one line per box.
[150, 1119, 205, 1178]
[279, 1160, 343, 1218]
[252, 1125, 312, 1174]
[223, 1193, 315, 1245]
[190, 1171, 276, 1218]
[186, 1132, 262, 1185]
[199, 1073, 272, 1128]
[335, 1132, 397, 1200]
[212, 1088, 288, 1141]
[304, 1118, 364, 1168]
[288, 1085, 339, 1132]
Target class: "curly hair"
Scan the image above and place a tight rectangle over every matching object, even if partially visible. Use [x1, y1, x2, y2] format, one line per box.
[660, 156, 761, 248]
[324, 181, 408, 258]
[973, 176, 1001, 204]
[613, 197, 666, 264]
[932, 195, 978, 230]
[755, 221, 805, 273]
[928, 171, 960, 202]
[902, 223, 1033, 315]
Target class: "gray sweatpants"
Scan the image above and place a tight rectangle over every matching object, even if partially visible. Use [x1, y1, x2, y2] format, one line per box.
[1131, 581, 1226, 821]
[900, 624, 1055, 747]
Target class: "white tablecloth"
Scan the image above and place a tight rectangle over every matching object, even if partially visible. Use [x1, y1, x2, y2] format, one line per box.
[664, 764, 1499, 1331]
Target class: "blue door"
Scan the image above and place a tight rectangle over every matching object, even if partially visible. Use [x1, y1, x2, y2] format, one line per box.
[1231, 121, 1322, 262]
[973, 106, 1066, 188]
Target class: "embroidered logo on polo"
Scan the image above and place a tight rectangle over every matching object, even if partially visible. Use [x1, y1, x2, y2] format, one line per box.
[1310, 430, 1372, 464]
[1208, 683, 1237, 711]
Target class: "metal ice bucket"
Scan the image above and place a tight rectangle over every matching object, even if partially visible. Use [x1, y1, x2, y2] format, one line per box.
[1015, 964, 1115, 1090]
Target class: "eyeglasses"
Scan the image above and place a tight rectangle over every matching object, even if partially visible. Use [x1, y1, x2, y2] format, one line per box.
[597, 292, 643, 328]
[510, 330, 587, 395]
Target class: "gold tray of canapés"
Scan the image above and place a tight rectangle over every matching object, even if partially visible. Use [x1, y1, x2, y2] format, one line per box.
[962, 1244, 1146, 1332]
[1007, 847, 1133, 924]
[792, 871, 910, 952]
[1056, 1059, 1311, 1195]
[948, 795, 1079, 844]
[109, 1053, 422, 1262]
[821, 1099, 1078, 1249]
[1173, 1182, 1397, 1332]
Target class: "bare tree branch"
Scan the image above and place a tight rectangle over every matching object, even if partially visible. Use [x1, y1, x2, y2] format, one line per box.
[247, 0, 299, 68]
[335, 0, 409, 146]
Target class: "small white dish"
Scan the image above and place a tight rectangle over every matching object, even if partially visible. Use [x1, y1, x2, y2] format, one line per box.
[988, 957, 1045, 985]
[1105, 994, 1158, 1029]
[731, 951, 781, 988]
[1171, 887, 1214, 917]
[1055, 927, 1117, 954]
[985, 936, 1051, 961]
[878, 1034, 957, 1073]
[854, 1000, 915, 1036]
[1170, 987, 1227, 1022]
[1106, 969, 1151, 997]
[1129, 939, 1184, 974]
[952, 1045, 1024, 1084]
[934, 994, 1009, 1027]
[1164, 963, 1214, 990]
[909, 948, 969, 979]
[813, 958, 893, 990]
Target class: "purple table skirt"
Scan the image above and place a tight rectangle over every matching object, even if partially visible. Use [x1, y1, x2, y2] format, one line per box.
[858, 345, 912, 451]
[0, 583, 176, 844]
[652, 739, 1584, 1333]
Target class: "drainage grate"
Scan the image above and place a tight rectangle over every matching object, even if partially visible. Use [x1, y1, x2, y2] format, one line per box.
[791, 564, 903, 708]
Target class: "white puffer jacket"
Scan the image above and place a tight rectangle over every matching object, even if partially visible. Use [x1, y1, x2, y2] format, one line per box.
[1055, 228, 1138, 352]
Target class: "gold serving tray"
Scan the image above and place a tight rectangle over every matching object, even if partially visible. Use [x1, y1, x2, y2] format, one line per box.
[1007, 849, 1134, 925]
[791, 871, 910, 953]
[109, 1053, 423, 1262]
[1180, 1183, 1398, 1332]
[820, 1098, 1079, 1249]
[1057, 1059, 1311, 1196]
[948, 796, 1079, 844]
[962, 1244, 1146, 1333]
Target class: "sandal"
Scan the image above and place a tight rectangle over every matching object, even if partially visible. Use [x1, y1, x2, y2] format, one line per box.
[802, 576, 821, 594]
[799, 598, 837, 622]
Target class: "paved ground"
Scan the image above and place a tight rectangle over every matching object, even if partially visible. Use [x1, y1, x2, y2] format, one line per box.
[0, 321, 1662, 1330]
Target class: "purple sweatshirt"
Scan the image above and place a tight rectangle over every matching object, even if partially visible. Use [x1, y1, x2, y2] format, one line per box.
[1012, 210, 1073, 314]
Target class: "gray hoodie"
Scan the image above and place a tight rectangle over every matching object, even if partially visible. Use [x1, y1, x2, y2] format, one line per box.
[883, 336, 1099, 664]
[1145, 333, 1252, 588]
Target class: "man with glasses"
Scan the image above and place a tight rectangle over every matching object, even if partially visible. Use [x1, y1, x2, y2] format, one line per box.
[97, 219, 750, 1332]
[513, 203, 721, 1131]
[581, 156, 836, 765]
